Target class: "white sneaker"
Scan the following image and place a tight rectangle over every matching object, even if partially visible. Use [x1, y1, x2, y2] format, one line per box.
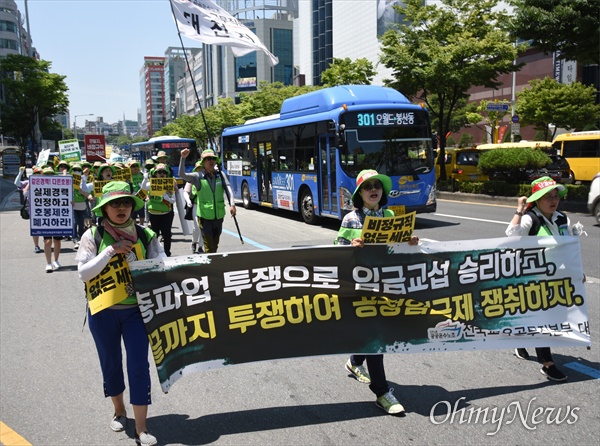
[45, 264, 53, 273]
[376, 388, 405, 414]
[52, 260, 61, 270]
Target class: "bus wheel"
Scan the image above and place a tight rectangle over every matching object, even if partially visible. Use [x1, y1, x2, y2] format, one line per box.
[242, 182, 254, 209]
[300, 189, 319, 225]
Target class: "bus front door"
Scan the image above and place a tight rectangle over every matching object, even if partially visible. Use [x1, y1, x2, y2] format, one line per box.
[257, 142, 273, 204]
[319, 135, 338, 215]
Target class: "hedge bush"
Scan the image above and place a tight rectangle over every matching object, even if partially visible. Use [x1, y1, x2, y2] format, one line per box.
[478, 148, 552, 183]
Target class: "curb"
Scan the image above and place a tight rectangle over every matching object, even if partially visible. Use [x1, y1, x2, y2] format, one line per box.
[436, 191, 589, 214]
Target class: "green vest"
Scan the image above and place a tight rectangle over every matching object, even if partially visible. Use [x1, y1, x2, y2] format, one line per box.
[131, 172, 143, 191]
[197, 174, 225, 220]
[73, 187, 87, 203]
[337, 209, 395, 243]
[147, 195, 172, 214]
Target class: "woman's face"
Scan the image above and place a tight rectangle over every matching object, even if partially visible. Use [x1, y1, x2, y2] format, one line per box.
[537, 189, 560, 217]
[104, 198, 134, 224]
[100, 168, 113, 180]
[360, 180, 383, 209]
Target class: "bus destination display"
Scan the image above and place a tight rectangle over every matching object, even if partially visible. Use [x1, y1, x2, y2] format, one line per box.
[345, 111, 421, 127]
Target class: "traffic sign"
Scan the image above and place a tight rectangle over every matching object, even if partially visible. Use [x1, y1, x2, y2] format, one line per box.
[486, 103, 509, 112]
[512, 114, 520, 123]
[511, 123, 520, 134]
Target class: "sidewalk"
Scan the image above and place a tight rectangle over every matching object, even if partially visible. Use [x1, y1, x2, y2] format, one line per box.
[436, 190, 588, 213]
[0, 177, 22, 210]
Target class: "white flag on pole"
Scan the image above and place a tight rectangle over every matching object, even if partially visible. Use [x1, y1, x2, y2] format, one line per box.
[170, 0, 279, 66]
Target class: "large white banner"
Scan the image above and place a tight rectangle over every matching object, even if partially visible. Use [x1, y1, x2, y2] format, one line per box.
[170, 0, 279, 66]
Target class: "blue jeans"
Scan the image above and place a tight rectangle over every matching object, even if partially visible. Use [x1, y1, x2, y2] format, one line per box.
[88, 306, 151, 405]
[73, 208, 86, 241]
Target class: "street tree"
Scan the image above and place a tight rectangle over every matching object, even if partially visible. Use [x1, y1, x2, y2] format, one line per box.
[379, 0, 521, 180]
[516, 77, 600, 140]
[509, 0, 600, 65]
[0, 55, 68, 159]
[321, 58, 377, 86]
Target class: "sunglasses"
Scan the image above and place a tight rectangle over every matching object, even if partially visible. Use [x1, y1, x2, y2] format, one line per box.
[362, 181, 382, 191]
[108, 198, 134, 208]
[71, 170, 82, 174]
[155, 170, 167, 175]
[204, 157, 217, 161]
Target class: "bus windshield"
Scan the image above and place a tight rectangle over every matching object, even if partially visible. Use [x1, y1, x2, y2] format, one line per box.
[341, 129, 434, 177]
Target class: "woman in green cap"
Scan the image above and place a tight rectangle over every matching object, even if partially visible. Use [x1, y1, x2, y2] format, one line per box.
[506, 176, 574, 382]
[76, 181, 165, 446]
[336, 169, 419, 416]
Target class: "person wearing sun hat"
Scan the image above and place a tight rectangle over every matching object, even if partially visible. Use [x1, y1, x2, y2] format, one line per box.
[506, 175, 574, 382]
[336, 168, 419, 416]
[70, 162, 94, 249]
[55, 160, 70, 175]
[178, 147, 235, 253]
[139, 163, 177, 256]
[183, 160, 205, 253]
[155, 150, 173, 176]
[97, 163, 116, 181]
[76, 181, 164, 446]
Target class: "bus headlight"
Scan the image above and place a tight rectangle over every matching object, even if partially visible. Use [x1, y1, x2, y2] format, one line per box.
[340, 186, 353, 211]
[427, 185, 437, 205]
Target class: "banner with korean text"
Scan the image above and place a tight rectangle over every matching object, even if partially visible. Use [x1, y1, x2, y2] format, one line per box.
[28, 174, 74, 237]
[130, 236, 590, 392]
[170, 0, 279, 66]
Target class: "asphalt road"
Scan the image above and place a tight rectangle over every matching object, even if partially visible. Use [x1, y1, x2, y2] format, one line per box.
[0, 183, 598, 446]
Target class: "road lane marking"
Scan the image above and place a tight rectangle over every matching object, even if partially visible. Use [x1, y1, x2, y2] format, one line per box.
[434, 213, 508, 225]
[222, 228, 271, 250]
[0, 421, 31, 446]
[563, 362, 600, 379]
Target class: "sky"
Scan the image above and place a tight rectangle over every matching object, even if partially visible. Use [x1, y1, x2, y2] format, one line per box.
[16, 0, 200, 125]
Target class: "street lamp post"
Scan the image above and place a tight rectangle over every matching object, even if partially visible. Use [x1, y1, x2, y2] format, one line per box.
[74, 114, 94, 147]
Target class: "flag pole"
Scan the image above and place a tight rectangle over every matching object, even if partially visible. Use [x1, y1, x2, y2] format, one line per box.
[168, 0, 219, 153]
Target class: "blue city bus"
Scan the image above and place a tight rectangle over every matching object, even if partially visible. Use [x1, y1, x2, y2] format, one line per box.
[130, 136, 199, 177]
[221, 85, 437, 224]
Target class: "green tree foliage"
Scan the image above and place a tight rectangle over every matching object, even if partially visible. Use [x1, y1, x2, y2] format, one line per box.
[237, 82, 321, 121]
[320, 57, 377, 86]
[458, 133, 475, 147]
[379, 0, 521, 180]
[509, 0, 600, 65]
[516, 77, 600, 140]
[0, 55, 69, 155]
[478, 147, 551, 182]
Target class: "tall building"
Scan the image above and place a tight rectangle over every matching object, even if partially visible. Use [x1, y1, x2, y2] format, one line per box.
[164, 47, 200, 124]
[139, 57, 165, 137]
[173, 0, 296, 117]
[0, 0, 29, 58]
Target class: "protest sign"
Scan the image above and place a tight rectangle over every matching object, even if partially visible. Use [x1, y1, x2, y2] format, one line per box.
[28, 175, 74, 237]
[130, 236, 590, 392]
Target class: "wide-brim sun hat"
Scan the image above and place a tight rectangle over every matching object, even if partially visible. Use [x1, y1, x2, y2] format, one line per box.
[56, 161, 70, 171]
[41, 167, 55, 175]
[194, 160, 203, 171]
[526, 176, 567, 203]
[151, 163, 169, 176]
[352, 169, 392, 201]
[98, 163, 116, 176]
[200, 149, 219, 165]
[91, 181, 145, 216]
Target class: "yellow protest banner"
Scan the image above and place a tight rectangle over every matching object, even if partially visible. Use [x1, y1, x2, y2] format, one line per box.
[361, 211, 416, 244]
[150, 178, 174, 197]
[93, 180, 111, 198]
[86, 254, 132, 314]
[114, 167, 132, 182]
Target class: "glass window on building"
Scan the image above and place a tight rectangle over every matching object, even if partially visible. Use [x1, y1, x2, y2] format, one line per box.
[273, 28, 293, 85]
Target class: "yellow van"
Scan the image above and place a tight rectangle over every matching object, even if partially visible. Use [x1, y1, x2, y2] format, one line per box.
[552, 131, 600, 182]
[451, 148, 488, 183]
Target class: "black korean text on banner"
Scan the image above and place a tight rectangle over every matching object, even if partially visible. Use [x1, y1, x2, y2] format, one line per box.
[130, 236, 590, 393]
[150, 178, 174, 197]
[361, 211, 416, 244]
[29, 175, 74, 237]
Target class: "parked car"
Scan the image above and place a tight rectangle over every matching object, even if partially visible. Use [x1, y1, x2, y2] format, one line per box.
[527, 154, 574, 184]
[588, 172, 600, 224]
